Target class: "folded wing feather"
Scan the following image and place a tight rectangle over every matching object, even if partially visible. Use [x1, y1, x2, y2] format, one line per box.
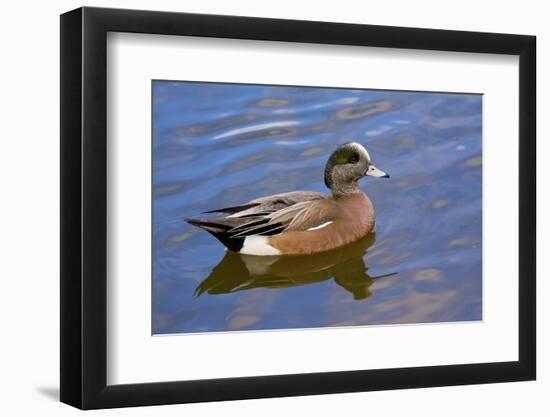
[186, 191, 335, 244]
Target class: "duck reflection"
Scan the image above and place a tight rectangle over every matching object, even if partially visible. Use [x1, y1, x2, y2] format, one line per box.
[195, 233, 396, 300]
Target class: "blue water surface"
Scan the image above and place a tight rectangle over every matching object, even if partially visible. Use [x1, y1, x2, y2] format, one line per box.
[152, 81, 482, 334]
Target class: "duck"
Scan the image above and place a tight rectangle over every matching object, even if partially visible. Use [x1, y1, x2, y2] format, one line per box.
[185, 142, 389, 256]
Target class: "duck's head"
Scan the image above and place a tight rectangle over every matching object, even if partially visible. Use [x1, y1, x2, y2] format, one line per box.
[324, 142, 388, 195]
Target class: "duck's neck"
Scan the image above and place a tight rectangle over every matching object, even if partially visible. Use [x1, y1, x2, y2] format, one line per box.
[330, 181, 362, 196]
[325, 166, 364, 196]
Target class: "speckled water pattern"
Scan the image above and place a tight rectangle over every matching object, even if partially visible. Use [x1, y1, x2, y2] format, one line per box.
[152, 81, 482, 334]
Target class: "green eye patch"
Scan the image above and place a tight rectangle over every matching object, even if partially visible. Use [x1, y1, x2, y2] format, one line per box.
[328, 147, 359, 166]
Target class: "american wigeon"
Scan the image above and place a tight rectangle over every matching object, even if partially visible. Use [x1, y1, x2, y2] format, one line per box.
[186, 142, 389, 256]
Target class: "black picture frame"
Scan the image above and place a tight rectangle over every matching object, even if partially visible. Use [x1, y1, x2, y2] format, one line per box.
[60, 6, 536, 410]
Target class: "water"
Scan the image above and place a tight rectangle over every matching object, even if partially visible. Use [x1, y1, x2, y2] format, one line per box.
[152, 81, 482, 334]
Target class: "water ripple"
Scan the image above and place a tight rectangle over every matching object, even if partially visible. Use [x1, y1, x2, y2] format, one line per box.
[152, 81, 483, 334]
[212, 120, 300, 140]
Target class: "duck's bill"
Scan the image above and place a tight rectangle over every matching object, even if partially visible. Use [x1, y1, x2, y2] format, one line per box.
[366, 165, 389, 178]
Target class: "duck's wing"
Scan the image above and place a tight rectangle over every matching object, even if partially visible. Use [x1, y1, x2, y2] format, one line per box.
[228, 197, 337, 238]
[204, 191, 326, 217]
[202, 202, 262, 215]
[186, 191, 332, 249]
[269, 199, 337, 231]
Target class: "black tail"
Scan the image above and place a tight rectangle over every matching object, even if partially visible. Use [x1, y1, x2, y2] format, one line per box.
[185, 218, 245, 252]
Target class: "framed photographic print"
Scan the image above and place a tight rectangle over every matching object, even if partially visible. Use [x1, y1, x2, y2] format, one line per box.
[60, 6, 536, 409]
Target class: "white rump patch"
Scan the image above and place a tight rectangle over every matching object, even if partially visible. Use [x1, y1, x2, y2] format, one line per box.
[240, 236, 280, 256]
[307, 221, 333, 231]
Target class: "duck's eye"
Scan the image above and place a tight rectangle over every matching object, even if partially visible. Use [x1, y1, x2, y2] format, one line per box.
[349, 153, 360, 164]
